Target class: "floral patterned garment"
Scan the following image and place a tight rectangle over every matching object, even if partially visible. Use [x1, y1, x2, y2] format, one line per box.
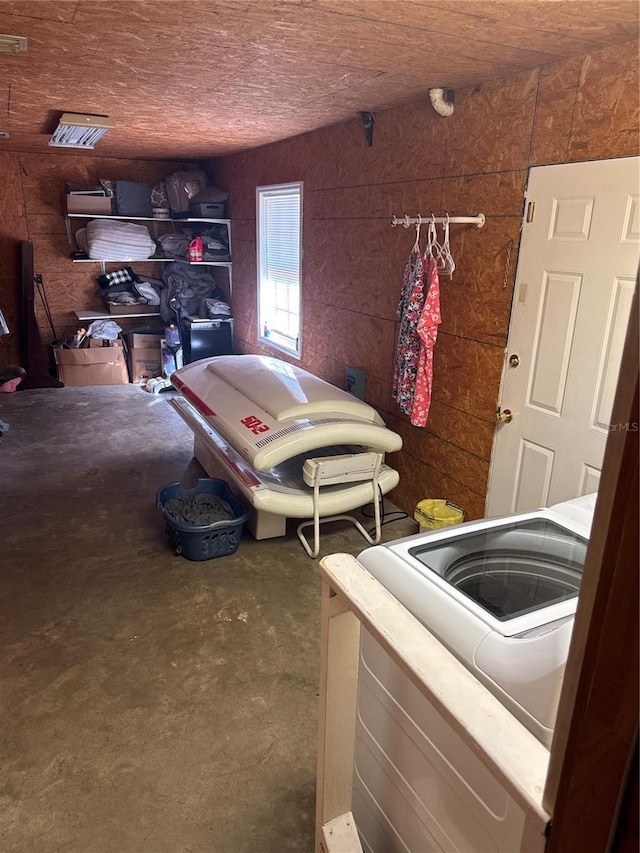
[411, 256, 441, 427]
[392, 248, 427, 415]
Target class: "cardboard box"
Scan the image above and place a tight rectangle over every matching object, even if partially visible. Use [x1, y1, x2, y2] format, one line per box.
[127, 333, 164, 348]
[66, 194, 113, 215]
[89, 338, 122, 348]
[129, 348, 162, 384]
[107, 302, 159, 316]
[123, 332, 163, 384]
[54, 342, 128, 386]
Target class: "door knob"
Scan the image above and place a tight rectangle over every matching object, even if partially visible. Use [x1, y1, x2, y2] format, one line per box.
[509, 354, 520, 367]
[496, 408, 513, 424]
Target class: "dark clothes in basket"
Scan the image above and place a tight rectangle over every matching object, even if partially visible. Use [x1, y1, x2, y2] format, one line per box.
[164, 493, 234, 526]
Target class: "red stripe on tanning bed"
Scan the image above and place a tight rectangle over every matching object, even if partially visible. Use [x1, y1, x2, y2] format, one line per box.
[172, 375, 216, 417]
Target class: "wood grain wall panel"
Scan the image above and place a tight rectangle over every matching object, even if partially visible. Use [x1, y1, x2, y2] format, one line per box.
[390, 412, 490, 496]
[0, 153, 25, 226]
[229, 277, 257, 346]
[233, 268, 256, 322]
[430, 332, 504, 421]
[355, 371, 388, 416]
[229, 237, 256, 285]
[438, 218, 522, 347]
[212, 39, 638, 519]
[292, 105, 446, 191]
[416, 399, 495, 461]
[18, 154, 186, 216]
[0, 153, 27, 369]
[304, 220, 401, 320]
[390, 448, 486, 523]
[568, 41, 640, 162]
[308, 178, 442, 223]
[530, 40, 639, 167]
[26, 214, 68, 237]
[440, 170, 526, 217]
[218, 102, 446, 201]
[443, 69, 539, 176]
[228, 220, 255, 246]
[530, 56, 582, 166]
[301, 301, 395, 385]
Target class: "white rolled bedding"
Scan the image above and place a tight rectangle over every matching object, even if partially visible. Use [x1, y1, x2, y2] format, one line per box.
[85, 219, 157, 260]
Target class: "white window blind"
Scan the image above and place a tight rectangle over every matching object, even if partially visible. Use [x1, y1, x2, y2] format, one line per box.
[257, 182, 302, 357]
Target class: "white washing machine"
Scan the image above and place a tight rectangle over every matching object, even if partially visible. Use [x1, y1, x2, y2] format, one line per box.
[352, 494, 595, 853]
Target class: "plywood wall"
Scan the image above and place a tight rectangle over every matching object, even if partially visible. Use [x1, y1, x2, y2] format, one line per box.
[210, 39, 639, 520]
[0, 153, 188, 370]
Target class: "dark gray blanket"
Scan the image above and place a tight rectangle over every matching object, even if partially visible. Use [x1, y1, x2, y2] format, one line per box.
[115, 180, 153, 217]
[160, 262, 223, 321]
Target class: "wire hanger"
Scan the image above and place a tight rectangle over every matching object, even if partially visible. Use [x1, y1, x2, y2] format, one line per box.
[424, 216, 437, 258]
[428, 213, 444, 261]
[412, 215, 422, 253]
[435, 214, 456, 278]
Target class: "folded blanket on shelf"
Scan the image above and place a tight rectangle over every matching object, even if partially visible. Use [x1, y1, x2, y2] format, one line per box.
[85, 219, 157, 260]
[157, 233, 190, 259]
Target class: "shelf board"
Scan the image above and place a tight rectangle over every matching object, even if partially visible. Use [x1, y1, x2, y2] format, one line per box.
[75, 310, 161, 321]
[72, 257, 170, 263]
[187, 261, 232, 268]
[67, 213, 230, 225]
[72, 258, 231, 266]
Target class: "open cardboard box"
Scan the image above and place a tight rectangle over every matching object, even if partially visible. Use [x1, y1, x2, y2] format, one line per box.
[66, 194, 113, 215]
[54, 339, 128, 386]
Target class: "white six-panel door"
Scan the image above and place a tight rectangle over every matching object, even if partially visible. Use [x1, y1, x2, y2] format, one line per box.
[487, 157, 639, 517]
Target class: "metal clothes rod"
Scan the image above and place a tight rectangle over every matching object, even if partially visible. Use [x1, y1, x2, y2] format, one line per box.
[391, 213, 485, 229]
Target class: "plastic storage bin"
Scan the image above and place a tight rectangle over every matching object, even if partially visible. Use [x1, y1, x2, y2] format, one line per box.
[156, 478, 249, 561]
[414, 499, 465, 532]
[189, 201, 225, 218]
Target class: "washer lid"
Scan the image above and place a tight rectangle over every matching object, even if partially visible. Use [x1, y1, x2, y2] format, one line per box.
[549, 492, 597, 531]
[408, 518, 586, 623]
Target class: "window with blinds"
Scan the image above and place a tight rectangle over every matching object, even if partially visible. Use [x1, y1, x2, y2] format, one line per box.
[257, 182, 302, 357]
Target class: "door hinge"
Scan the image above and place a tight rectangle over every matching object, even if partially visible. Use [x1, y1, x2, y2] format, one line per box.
[526, 201, 535, 223]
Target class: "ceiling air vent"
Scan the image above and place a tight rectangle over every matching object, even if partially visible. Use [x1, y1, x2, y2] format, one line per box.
[49, 113, 115, 150]
[0, 34, 27, 53]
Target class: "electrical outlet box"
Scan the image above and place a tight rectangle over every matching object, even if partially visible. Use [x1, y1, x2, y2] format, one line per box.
[346, 366, 366, 400]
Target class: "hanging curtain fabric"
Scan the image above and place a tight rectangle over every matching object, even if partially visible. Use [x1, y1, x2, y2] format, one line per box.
[411, 254, 441, 427]
[392, 223, 426, 415]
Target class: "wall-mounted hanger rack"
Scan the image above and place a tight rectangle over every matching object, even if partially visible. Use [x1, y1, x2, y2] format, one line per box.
[391, 213, 485, 229]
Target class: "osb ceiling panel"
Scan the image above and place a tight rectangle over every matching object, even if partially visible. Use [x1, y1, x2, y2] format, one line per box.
[0, 0, 637, 160]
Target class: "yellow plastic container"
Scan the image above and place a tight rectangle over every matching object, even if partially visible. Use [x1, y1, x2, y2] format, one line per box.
[414, 499, 465, 531]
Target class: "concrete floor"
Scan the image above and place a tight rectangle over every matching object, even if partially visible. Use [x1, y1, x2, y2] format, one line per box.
[0, 385, 416, 853]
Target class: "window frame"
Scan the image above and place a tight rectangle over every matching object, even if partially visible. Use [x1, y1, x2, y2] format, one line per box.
[256, 181, 303, 359]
